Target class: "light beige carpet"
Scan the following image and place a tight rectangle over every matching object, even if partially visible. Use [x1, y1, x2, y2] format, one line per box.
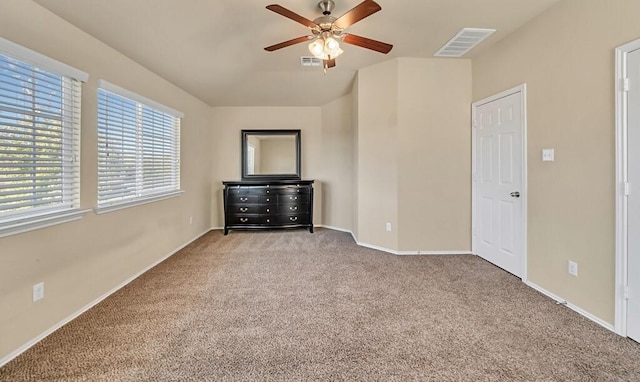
[1, 228, 639, 381]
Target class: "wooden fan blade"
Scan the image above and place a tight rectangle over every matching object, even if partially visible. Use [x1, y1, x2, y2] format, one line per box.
[333, 0, 382, 29]
[265, 36, 312, 52]
[342, 34, 393, 54]
[324, 58, 336, 68]
[266, 4, 317, 28]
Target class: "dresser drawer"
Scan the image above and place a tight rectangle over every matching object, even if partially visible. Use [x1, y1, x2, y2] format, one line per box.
[228, 195, 276, 205]
[227, 186, 272, 196]
[228, 195, 259, 204]
[226, 187, 251, 195]
[228, 205, 276, 215]
[278, 194, 309, 204]
[278, 204, 307, 213]
[228, 215, 277, 225]
[278, 213, 310, 225]
[275, 186, 311, 195]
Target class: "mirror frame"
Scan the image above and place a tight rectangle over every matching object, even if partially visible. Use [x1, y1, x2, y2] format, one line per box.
[241, 129, 301, 180]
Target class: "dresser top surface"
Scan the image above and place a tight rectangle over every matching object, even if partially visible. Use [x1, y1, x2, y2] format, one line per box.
[223, 179, 314, 187]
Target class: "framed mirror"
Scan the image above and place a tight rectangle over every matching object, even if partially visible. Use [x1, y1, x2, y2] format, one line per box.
[241, 129, 301, 180]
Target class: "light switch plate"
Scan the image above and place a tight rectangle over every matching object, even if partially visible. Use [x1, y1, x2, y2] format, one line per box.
[542, 148, 555, 162]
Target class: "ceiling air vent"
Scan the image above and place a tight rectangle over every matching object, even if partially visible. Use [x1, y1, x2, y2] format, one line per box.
[300, 56, 323, 67]
[434, 28, 496, 57]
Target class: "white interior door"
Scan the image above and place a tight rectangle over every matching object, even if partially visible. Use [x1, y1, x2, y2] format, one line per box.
[626, 48, 640, 342]
[473, 90, 525, 277]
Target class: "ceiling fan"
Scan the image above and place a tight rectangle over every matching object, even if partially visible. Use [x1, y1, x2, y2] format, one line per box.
[264, 0, 393, 71]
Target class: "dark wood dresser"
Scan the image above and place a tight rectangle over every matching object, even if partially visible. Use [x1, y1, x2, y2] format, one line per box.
[222, 180, 314, 235]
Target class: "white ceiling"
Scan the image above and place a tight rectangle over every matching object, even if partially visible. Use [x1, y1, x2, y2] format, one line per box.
[33, 0, 561, 107]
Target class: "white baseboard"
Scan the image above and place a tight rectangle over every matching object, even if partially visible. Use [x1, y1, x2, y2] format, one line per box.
[396, 250, 474, 255]
[526, 281, 615, 333]
[315, 226, 473, 256]
[315, 224, 351, 233]
[0, 229, 211, 368]
[356, 240, 472, 256]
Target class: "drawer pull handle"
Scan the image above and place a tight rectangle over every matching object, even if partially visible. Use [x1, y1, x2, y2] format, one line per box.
[266, 208, 270, 212]
[266, 219, 270, 223]
[289, 206, 298, 211]
[266, 198, 270, 202]
[266, 190, 270, 194]
[239, 207, 248, 212]
[240, 197, 248, 202]
[289, 216, 298, 222]
[240, 218, 248, 223]
[290, 196, 298, 200]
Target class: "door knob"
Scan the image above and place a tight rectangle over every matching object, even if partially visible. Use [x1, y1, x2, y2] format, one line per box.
[510, 191, 520, 198]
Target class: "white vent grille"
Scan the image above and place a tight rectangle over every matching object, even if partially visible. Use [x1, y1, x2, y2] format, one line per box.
[300, 56, 322, 67]
[434, 28, 496, 57]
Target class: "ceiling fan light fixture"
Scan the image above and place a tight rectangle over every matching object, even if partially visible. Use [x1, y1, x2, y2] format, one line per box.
[308, 36, 344, 60]
[323, 36, 343, 57]
[308, 38, 325, 57]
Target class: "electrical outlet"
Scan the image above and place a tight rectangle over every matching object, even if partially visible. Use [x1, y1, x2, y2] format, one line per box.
[33, 282, 44, 302]
[189, 216, 193, 225]
[542, 148, 555, 162]
[385, 222, 392, 232]
[568, 260, 578, 277]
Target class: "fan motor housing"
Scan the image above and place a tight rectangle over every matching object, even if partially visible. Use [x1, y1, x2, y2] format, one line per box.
[312, 15, 337, 32]
[318, 0, 335, 15]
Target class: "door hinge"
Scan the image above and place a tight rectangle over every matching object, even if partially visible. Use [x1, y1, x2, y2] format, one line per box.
[623, 77, 630, 92]
[625, 182, 631, 196]
[473, 118, 478, 128]
[473, 226, 478, 236]
[624, 286, 630, 300]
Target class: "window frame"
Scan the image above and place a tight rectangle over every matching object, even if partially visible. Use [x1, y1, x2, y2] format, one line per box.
[95, 80, 183, 214]
[0, 37, 89, 238]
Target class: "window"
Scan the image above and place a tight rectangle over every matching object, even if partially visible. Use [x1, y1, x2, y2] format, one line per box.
[96, 80, 182, 212]
[0, 38, 88, 238]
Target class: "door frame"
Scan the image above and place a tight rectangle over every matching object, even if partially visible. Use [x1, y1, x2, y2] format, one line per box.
[471, 84, 528, 281]
[614, 38, 640, 336]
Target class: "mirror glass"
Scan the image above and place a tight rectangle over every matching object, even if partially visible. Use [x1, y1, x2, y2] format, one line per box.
[242, 130, 301, 180]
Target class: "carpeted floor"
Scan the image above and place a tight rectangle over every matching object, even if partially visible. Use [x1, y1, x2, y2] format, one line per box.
[1, 228, 640, 381]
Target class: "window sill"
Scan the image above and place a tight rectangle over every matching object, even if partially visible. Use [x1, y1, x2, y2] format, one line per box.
[94, 190, 184, 215]
[0, 209, 92, 239]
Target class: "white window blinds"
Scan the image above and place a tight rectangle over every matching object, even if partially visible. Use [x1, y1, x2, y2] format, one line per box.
[97, 81, 181, 210]
[0, 51, 82, 223]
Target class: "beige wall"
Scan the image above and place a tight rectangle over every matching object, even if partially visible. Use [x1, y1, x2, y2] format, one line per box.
[320, 95, 353, 230]
[355, 59, 399, 249]
[355, 58, 471, 252]
[0, 1, 213, 361]
[473, 0, 640, 324]
[210, 98, 353, 231]
[397, 58, 472, 251]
